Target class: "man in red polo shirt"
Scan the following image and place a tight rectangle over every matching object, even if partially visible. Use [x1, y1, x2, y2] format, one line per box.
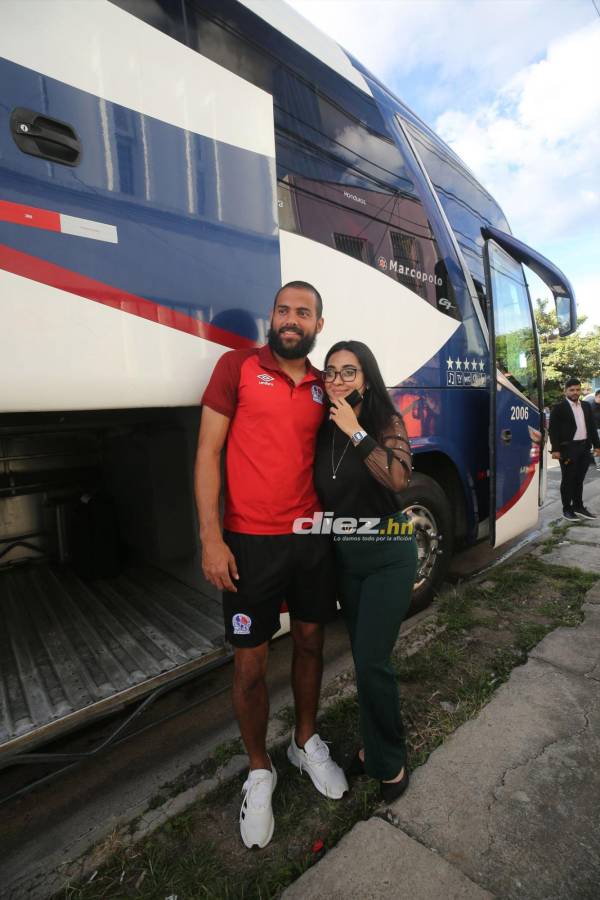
[195, 281, 347, 849]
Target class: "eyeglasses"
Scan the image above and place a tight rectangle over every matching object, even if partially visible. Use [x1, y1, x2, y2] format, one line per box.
[323, 365, 362, 383]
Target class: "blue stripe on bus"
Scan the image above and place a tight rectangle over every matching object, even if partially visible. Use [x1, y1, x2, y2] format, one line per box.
[0, 56, 280, 342]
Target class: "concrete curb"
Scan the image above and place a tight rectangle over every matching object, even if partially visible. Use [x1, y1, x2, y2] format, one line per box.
[282, 819, 494, 900]
[282, 567, 600, 900]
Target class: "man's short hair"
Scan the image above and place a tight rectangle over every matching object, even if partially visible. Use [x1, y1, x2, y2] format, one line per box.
[565, 377, 581, 388]
[274, 281, 323, 319]
[595, 389, 600, 397]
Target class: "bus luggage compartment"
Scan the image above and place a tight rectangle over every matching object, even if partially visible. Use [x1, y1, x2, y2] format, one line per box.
[0, 409, 227, 762]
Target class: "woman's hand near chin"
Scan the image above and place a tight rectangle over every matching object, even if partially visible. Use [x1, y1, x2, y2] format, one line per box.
[329, 397, 361, 437]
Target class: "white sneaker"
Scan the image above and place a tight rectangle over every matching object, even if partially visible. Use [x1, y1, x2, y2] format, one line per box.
[239, 763, 277, 849]
[287, 733, 348, 799]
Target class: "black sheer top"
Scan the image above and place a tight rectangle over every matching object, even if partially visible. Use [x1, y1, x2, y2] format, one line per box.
[314, 415, 412, 519]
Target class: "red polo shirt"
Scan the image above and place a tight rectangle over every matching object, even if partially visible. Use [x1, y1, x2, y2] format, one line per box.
[202, 345, 325, 534]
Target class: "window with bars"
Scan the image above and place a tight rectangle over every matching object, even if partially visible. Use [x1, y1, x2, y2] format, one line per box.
[391, 231, 416, 264]
[333, 233, 369, 262]
[390, 230, 427, 298]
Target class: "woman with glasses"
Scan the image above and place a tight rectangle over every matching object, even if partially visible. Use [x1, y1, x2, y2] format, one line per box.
[314, 340, 417, 802]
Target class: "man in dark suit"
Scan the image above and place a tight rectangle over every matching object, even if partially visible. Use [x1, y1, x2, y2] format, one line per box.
[549, 377, 600, 520]
[583, 389, 600, 471]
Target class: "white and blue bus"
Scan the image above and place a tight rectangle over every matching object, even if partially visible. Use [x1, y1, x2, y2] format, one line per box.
[0, 0, 576, 764]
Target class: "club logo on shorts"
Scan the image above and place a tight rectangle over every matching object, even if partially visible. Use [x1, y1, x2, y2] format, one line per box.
[232, 613, 252, 635]
[311, 384, 324, 405]
[257, 373, 274, 386]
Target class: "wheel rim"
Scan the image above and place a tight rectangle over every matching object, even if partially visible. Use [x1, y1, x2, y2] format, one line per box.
[401, 503, 440, 591]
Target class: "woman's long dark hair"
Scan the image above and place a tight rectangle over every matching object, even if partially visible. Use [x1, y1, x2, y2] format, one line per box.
[325, 340, 399, 438]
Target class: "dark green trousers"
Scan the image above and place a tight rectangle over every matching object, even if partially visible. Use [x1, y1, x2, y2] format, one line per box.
[336, 515, 418, 780]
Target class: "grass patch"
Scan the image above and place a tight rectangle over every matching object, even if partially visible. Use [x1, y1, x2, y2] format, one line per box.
[59, 555, 597, 900]
[436, 586, 476, 632]
[538, 519, 576, 555]
[213, 738, 245, 770]
[514, 622, 549, 653]
[146, 794, 166, 811]
[275, 703, 296, 732]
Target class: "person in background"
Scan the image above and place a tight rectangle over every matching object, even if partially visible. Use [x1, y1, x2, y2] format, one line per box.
[549, 377, 600, 520]
[583, 389, 600, 472]
[314, 340, 417, 803]
[195, 281, 347, 851]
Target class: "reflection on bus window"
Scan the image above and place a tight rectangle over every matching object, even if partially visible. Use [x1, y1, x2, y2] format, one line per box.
[334, 233, 369, 262]
[489, 244, 538, 403]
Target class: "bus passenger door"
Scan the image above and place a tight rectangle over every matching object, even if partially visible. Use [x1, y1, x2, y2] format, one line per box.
[485, 240, 543, 547]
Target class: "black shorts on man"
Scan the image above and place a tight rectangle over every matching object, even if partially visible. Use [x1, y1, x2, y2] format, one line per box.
[222, 532, 337, 647]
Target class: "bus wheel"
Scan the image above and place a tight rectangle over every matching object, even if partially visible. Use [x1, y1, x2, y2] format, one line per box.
[398, 473, 454, 614]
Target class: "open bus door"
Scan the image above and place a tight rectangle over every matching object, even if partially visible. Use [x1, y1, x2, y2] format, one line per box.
[483, 227, 577, 548]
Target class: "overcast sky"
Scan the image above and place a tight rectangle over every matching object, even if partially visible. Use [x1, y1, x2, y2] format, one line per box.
[287, 0, 600, 329]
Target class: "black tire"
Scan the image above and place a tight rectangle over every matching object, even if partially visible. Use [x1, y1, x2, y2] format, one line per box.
[396, 472, 454, 614]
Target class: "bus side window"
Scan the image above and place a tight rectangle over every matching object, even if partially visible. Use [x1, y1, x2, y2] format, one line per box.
[274, 84, 453, 313]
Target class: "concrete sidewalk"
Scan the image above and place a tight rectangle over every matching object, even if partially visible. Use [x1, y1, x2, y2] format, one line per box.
[283, 507, 600, 900]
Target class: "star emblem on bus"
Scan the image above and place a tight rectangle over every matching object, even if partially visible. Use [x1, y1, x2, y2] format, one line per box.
[448, 357, 486, 372]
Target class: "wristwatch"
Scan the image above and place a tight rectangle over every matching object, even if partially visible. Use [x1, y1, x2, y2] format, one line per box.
[351, 430, 368, 445]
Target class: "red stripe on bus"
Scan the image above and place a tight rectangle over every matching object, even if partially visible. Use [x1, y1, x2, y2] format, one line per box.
[0, 243, 257, 351]
[0, 199, 61, 232]
[496, 465, 536, 519]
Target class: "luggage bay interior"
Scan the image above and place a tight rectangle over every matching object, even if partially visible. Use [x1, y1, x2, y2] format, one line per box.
[0, 409, 227, 762]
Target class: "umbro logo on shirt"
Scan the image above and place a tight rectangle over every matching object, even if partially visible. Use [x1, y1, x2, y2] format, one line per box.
[257, 373, 275, 386]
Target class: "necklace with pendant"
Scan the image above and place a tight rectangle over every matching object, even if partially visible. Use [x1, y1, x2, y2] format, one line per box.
[331, 428, 351, 479]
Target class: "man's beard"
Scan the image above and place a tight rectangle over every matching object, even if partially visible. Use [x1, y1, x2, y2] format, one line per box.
[268, 325, 318, 360]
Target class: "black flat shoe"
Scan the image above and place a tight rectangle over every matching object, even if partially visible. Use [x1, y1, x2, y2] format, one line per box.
[346, 751, 365, 777]
[380, 767, 409, 803]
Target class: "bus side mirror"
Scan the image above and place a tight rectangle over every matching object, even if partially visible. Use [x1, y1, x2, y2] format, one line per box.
[480, 226, 578, 338]
[555, 294, 576, 336]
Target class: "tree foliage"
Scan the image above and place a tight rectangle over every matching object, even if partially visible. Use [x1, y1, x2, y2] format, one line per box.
[534, 298, 600, 404]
